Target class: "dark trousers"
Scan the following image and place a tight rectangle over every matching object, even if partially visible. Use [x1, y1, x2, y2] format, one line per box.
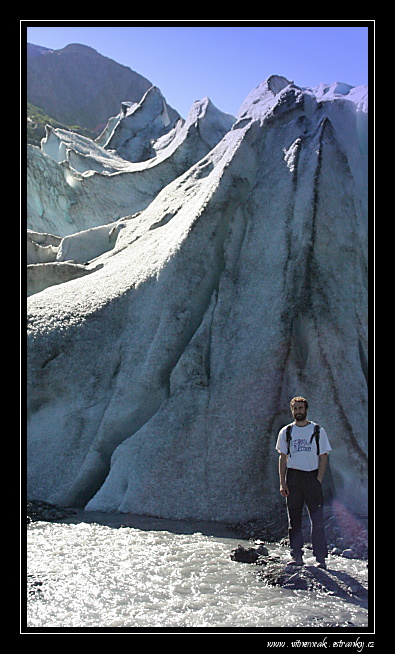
[286, 468, 328, 562]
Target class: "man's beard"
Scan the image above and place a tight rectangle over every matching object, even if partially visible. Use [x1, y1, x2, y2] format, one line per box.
[295, 412, 306, 421]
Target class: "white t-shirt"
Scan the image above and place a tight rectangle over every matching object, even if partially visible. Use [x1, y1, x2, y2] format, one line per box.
[276, 422, 331, 471]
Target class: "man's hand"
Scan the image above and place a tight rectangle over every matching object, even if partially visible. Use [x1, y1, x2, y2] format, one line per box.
[317, 453, 328, 484]
[279, 453, 289, 497]
[280, 483, 289, 497]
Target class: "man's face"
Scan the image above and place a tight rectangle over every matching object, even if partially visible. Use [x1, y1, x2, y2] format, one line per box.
[292, 402, 307, 421]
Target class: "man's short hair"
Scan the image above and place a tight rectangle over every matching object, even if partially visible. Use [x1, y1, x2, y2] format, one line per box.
[290, 396, 309, 410]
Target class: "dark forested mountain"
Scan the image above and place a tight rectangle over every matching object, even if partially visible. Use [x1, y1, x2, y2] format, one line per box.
[27, 42, 180, 134]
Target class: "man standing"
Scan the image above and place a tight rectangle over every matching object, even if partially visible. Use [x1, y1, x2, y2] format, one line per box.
[276, 396, 331, 569]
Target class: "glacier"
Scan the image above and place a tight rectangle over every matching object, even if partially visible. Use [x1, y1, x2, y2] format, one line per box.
[26, 76, 369, 524]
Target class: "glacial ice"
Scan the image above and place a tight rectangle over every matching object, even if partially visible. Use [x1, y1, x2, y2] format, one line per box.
[26, 76, 369, 524]
[28, 92, 235, 238]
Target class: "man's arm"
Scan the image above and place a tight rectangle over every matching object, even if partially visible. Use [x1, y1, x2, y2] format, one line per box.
[279, 453, 289, 497]
[317, 453, 328, 483]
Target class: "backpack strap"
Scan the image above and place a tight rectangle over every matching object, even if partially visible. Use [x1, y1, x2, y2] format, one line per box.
[309, 423, 320, 455]
[286, 424, 292, 456]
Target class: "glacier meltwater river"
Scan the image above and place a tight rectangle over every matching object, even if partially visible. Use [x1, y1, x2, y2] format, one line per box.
[26, 514, 369, 630]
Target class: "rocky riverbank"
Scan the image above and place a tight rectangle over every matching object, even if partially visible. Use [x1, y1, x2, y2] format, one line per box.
[231, 502, 368, 561]
[27, 498, 368, 561]
[229, 540, 368, 611]
[229, 501, 369, 610]
[27, 500, 78, 523]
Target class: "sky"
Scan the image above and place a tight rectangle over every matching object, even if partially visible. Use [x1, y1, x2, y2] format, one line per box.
[24, 22, 371, 119]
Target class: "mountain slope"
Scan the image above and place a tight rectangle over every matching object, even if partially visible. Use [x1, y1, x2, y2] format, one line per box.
[27, 42, 180, 133]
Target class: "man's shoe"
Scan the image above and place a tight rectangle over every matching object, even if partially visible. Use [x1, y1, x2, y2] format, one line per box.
[287, 557, 303, 566]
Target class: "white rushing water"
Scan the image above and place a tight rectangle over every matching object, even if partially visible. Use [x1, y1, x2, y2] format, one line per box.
[26, 517, 368, 630]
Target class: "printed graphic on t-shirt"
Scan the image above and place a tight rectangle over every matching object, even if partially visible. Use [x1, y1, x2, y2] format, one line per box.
[291, 438, 312, 453]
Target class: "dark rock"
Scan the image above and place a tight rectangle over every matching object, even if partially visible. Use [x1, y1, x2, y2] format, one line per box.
[230, 541, 270, 563]
[231, 509, 289, 542]
[27, 499, 77, 523]
[256, 543, 269, 557]
[257, 561, 368, 606]
[230, 545, 260, 563]
[27, 574, 45, 596]
[331, 547, 342, 556]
